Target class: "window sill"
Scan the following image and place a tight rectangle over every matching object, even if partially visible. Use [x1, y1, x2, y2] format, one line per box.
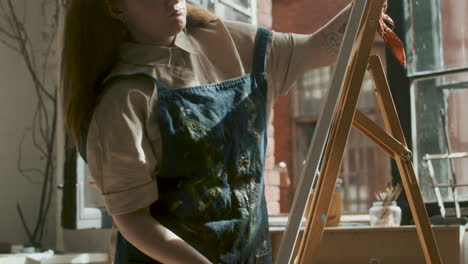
[268, 224, 465, 263]
[268, 214, 370, 231]
[0, 253, 107, 264]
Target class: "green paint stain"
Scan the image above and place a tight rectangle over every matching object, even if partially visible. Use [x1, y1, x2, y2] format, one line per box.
[170, 200, 183, 212]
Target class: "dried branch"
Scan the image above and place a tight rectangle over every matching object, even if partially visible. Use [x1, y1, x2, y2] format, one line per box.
[0, 0, 64, 247]
[34, 94, 57, 242]
[41, 22, 58, 83]
[7, 1, 52, 102]
[17, 130, 44, 184]
[0, 1, 15, 30]
[38, 108, 57, 243]
[32, 110, 48, 157]
[0, 25, 16, 40]
[0, 35, 18, 52]
[16, 204, 33, 242]
[35, 96, 50, 146]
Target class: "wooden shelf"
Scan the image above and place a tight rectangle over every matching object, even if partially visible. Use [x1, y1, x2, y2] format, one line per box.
[270, 225, 465, 264]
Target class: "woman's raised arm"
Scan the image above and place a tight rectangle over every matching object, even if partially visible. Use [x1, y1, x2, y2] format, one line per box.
[266, 3, 352, 97]
[311, 3, 352, 66]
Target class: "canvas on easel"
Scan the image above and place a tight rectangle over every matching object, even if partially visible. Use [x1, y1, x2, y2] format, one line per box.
[275, 0, 443, 263]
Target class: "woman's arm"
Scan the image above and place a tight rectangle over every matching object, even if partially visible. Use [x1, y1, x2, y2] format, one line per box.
[308, 3, 352, 67]
[266, 3, 353, 97]
[112, 206, 212, 264]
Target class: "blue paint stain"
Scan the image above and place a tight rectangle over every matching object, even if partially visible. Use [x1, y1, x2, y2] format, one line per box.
[321, 214, 327, 223]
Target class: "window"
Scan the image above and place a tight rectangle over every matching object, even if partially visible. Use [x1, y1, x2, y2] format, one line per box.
[405, 0, 468, 205]
[62, 0, 257, 229]
[212, 0, 257, 24]
[62, 143, 112, 229]
[291, 42, 393, 214]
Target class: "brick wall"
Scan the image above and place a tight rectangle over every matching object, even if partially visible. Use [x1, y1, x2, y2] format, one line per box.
[257, 0, 272, 28]
[256, 0, 284, 215]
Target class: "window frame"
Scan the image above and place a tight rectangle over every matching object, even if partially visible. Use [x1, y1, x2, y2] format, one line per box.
[403, 0, 468, 204]
[61, 143, 113, 229]
[409, 70, 468, 202]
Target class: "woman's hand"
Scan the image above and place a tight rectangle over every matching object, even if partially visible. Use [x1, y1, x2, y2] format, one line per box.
[112, 206, 212, 264]
[377, 1, 406, 68]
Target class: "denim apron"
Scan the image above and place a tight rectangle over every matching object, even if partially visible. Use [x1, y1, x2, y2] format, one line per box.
[80, 27, 273, 264]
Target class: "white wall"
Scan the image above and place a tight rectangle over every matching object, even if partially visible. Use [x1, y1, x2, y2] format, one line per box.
[0, 1, 110, 254]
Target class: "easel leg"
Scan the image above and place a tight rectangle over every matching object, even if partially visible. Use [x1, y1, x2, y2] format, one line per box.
[368, 55, 442, 264]
[294, 1, 385, 262]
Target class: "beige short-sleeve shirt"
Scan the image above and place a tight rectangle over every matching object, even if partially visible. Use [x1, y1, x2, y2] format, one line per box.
[86, 18, 316, 216]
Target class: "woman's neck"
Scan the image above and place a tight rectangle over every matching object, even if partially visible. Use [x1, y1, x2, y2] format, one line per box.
[131, 33, 177, 47]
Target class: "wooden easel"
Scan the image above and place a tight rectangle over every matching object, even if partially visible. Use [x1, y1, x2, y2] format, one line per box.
[276, 0, 443, 263]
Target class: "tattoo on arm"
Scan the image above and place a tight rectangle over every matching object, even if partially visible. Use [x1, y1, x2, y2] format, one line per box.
[320, 29, 344, 58]
[318, 3, 351, 61]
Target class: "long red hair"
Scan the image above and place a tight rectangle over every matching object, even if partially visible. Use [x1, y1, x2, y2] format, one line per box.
[60, 0, 217, 147]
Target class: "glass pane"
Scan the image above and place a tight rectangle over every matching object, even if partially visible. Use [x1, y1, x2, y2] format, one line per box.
[404, 0, 468, 75]
[294, 66, 332, 117]
[446, 89, 468, 199]
[215, 2, 251, 23]
[187, 0, 204, 5]
[411, 71, 468, 202]
[84, 164, 105, 208]
[221, 0, 250, 10]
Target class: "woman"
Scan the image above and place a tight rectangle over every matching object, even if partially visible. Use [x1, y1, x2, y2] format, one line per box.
[61, 0, 351, 263]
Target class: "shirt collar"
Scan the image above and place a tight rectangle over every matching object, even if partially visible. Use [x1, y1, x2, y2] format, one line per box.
[174, 28, 198, 55]
[119, 28, 198, 66]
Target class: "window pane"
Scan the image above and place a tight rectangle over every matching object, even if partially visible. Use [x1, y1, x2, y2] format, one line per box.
[295, 67, 331, 117]
[405, 0, 468, 75]
[220, 0, 250, 10]
[411, 71, 468, 202]
[84, 163, 105, 208]
[215, 2, 251, 23]
[445, 89, 468, 199]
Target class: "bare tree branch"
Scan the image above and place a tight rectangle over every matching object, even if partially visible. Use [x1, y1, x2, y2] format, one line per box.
[41, 23, 58, 83]
[0, 36, 19, 52]
[35, 97, 49, 145]
[0, 0, 64, 246]
[16, 204, 33, 242]
[6, 0, 53, 102]
[33, 95, 57, 242]
[32, 110, 48, 156]
[0, 1, 15, 30]
[0, 25, 17, 40]
[39, 110, 57, 244]
[19, 170, 44, 184]
[0, 0, 63, 246]
[17, 129, 45, 184]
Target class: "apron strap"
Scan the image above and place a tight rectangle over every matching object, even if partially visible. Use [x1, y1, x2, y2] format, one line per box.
[114, 232, 128, 264]
[79, 29, 272, 161]
[252, 27, 272, 74]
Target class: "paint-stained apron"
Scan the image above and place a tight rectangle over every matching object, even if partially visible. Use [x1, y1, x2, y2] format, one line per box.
[80, 27, 273, 264]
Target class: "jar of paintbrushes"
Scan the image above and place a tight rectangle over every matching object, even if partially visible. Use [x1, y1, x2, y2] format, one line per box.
[369, 184, 402, 227]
